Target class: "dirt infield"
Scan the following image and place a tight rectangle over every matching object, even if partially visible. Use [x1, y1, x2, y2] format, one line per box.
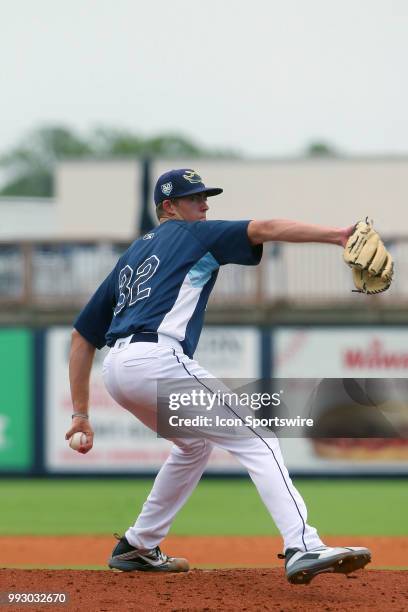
[0, 536, 407, 611]
[0, 535, 407, 568]
[0, 568, 407, 611]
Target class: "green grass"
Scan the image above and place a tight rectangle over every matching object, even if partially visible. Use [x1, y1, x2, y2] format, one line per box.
[0, 478, 407, 536]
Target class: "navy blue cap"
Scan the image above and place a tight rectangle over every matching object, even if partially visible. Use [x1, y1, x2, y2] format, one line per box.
[154, 168, 223, 205]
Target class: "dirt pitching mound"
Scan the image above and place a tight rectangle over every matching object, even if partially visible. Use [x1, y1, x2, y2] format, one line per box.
[1, 568, 407, 611]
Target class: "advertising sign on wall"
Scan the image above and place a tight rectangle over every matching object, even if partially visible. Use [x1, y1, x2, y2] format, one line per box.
[45, 326, 260, 473]
[195, 326, 260, 378]
[0, 329, 32, 470]
[274, 327, 408, 474]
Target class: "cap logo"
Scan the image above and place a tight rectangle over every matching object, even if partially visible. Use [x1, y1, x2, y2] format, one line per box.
[161, 182, 173, 196]
[183, 170, 202, 184]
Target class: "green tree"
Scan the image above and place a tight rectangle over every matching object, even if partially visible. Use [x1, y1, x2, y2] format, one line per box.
[0, 127, 92, 197]
[90, 128, 203, 158]
[305, 141, 339, 158]
[0, 125, 236, 197]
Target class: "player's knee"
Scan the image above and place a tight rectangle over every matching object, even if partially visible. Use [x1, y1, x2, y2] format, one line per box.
[173, 438, 213, 456]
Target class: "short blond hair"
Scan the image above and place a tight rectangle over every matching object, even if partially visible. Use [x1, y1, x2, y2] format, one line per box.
[156, 202, 166, 221]
[156, 199, 182, 221]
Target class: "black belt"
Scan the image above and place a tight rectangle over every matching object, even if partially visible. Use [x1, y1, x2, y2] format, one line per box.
[130, 332, 158, 344]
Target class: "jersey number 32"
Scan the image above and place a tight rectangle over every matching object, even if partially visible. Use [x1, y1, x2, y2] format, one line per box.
[114, 255, 160, 316]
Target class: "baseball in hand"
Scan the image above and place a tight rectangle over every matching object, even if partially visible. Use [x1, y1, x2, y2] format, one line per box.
[69, 432, 87, 451]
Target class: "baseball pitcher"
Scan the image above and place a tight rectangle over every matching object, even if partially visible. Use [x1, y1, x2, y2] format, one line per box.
[66, 168, 392, 583]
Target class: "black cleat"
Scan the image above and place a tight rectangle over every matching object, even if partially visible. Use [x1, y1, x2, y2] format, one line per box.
[108, 535, 189, 573]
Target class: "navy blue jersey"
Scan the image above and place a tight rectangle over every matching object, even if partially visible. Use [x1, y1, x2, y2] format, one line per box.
[74, 220, 262, 357]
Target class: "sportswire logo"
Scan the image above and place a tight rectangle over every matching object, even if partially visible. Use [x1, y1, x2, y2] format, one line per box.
[343, 339, 408, 369]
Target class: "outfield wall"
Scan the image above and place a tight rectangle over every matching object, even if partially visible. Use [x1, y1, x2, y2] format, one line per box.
[0, 325, 407, 476]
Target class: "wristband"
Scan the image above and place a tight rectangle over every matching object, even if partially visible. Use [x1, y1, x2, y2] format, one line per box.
[71, 413, 89, 419]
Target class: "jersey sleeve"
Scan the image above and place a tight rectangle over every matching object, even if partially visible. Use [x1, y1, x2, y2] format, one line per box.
[187, 220, 263, 266]
[73, 269, 116, 349]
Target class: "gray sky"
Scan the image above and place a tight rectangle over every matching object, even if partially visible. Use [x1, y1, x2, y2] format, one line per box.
[1, 0, 408, 157]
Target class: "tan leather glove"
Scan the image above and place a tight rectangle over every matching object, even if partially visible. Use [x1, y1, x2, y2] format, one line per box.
[344, 220, 394, 294]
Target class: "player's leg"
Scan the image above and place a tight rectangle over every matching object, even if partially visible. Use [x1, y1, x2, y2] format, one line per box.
[165, 351, 321, 551]
[125, 437, 213, 549]
[171, 353, 370, 582]
[102, 341, 215, 553]
[208, 434, 322, 551]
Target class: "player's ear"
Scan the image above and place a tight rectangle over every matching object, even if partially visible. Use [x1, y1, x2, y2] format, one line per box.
[162, 199, 178, 217]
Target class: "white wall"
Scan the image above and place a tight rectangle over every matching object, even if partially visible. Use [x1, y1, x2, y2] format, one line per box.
[56, 160, 142, 239]
[152, 158, 408, 233]
[3, 158, 408, 240]
[0, 197, 57, 239]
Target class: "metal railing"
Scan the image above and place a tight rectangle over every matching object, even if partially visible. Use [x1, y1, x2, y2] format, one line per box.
[0, 238, 404, 307]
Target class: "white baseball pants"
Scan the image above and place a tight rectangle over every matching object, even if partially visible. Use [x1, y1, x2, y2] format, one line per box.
[102, 334, 323, 553]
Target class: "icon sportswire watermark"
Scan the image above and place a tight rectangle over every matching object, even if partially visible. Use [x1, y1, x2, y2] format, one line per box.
[156, 378, 408, 439]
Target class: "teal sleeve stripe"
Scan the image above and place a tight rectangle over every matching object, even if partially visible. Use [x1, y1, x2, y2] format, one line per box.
[188, 252, 219, 288]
